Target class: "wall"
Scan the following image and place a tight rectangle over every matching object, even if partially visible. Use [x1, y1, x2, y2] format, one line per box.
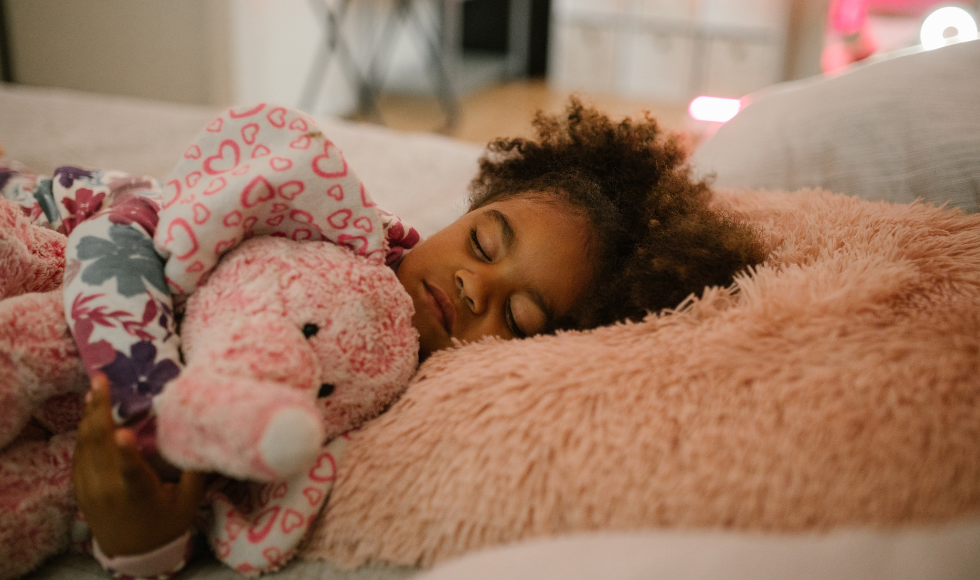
[3, 0, 444, 116]
[228, 0, 341, 113]
[5, 0, 232, 105]
[226, 0, 413, 116]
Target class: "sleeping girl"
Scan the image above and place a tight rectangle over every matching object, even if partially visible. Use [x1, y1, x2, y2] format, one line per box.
[2, 98, 764, 577]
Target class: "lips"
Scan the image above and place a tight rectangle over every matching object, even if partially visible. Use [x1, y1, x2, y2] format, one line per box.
[423, 281, 455, 335]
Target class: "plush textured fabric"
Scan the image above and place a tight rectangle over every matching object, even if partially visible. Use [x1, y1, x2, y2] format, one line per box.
[157, 237, 418, 483]
[301, 188, 980, 568]
[0, 198, 82, 449]
[0, 433, 77, 580]
[0, 290, 86, 450]
[0, 209, 418, 574]
[0, 193, 65, 300]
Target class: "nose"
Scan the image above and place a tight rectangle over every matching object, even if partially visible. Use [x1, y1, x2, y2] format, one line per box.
[455, 269, 489, 315]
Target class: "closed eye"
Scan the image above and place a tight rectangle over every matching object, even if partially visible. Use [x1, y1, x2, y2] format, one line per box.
[470, 227, 491, 261]
[505, 298, 526, 339]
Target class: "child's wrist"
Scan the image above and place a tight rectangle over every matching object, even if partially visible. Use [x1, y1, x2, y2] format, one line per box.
[92, 530, 194, 579]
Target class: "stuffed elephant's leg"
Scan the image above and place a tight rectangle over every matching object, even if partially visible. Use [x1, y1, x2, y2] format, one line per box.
[0, 432, 77, 580]
[205, 435, 348, 576]
[0, 291, 86, 449]
[155, 370, 325, 482]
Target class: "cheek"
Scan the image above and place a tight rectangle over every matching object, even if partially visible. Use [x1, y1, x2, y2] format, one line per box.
[415, 316, 452, 358]
[394, 252, 417, 288]
[510, 294, 547, 335]
[457, 315, 509, 344]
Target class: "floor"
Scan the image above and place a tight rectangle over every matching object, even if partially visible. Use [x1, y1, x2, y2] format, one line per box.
[352, 79, 705, 147]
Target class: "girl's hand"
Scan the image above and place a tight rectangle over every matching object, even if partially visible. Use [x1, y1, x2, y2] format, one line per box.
[72, 375, 207, 557]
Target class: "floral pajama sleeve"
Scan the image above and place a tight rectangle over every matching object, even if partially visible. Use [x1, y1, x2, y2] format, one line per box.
[1, 162, 183, 439]
[1, 104, 421, 578]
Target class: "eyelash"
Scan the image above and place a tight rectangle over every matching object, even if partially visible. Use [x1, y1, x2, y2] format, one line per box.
[471, 227, 525, 338]
[470, 228, 491, 261]
[505, 298, 526, 339]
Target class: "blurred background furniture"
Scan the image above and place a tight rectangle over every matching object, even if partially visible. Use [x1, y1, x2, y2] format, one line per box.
[298, 0, 534, 131]
[548, 0, 790, 102]
[0, 0, 975, 145]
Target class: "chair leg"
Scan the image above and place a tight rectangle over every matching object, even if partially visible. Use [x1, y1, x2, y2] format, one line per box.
[300, 0, 380, 120]
[404, 0, 460, 131]
[302, 0, 461, 131]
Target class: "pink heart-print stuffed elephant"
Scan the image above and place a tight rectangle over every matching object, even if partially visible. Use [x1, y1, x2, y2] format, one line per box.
[0, 196, 418, 577]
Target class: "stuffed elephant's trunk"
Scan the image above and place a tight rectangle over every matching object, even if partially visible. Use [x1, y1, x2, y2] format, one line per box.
[155, 370, 325, 481]
[156, 314, 325, 481]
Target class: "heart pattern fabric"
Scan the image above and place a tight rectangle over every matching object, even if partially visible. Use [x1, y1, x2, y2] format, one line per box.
[2, 109, 422, 577]
[156, 104, 389, 293]
[207, 436, 350, 575]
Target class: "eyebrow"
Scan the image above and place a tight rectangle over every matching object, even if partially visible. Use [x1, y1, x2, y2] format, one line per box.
[486, 208, 556, 330]
[485, 209, 514, 249]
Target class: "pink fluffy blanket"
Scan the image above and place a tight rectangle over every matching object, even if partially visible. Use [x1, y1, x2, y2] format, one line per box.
[299, 188, 980, 568]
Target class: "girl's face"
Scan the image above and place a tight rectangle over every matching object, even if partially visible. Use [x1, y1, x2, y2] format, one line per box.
[396, 195, 593, 359]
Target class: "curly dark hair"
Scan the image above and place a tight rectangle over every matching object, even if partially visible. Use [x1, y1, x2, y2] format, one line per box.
[468, 97, 767, 330]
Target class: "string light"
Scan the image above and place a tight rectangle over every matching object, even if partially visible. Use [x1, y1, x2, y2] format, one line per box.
[920, 6, 978, 50]
[688, 96, 742, 123]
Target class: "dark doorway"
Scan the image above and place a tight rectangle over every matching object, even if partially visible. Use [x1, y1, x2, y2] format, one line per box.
[461, 0, 550, 77]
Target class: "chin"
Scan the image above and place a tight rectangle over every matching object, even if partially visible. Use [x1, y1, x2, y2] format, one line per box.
[417, 333, 447, 361]
[420, 322, 457, 360]
[412, 316, 442, 362]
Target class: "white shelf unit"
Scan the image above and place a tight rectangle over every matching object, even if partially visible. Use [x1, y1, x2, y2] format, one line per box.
[549, 0, 789, 103]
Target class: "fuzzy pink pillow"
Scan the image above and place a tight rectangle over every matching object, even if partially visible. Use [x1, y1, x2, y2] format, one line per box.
[299, 189, 980, 568]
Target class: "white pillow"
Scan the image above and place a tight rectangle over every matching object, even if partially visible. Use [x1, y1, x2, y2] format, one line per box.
[419, 518, 980, 580]
[692, 40, 980, 213]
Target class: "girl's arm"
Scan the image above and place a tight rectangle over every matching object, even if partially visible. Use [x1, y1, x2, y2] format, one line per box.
[73, 375, 206, 574]
[56, 167, 184, 456]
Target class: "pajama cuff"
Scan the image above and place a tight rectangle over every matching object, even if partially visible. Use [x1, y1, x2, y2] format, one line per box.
[92, 531, 193, 580]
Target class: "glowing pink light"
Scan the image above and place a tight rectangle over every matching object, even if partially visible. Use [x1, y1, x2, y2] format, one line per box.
[688, 96, 742, 123]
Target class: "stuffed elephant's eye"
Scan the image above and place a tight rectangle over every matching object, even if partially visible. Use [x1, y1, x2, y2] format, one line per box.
[318, 384, 334, 397]
[302, 323, 319, 339]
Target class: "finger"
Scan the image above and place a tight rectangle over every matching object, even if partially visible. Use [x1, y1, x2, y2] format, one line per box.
[87, 377, 130, 469]
[176, 471, 208, 514]
[74, 376, 116, 496]
[114, 427, 140, 460]
[113, 428, 160, 494]
[88, 374, 113, 424]
[77, 376, 98, 436]
[71, 436, 89, 497]
[80, 374, 114, 444]
[86, 373, 110, 408]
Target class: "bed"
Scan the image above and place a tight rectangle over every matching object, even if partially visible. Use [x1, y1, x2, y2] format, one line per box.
[6, 39, 980, 580]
